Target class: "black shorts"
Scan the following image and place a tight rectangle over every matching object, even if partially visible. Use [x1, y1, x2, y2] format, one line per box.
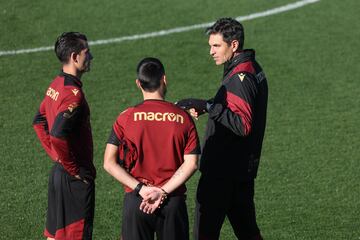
[44, 163, 95, 240]
[194, 175, 261, 240]
[121, 191, 189, 240]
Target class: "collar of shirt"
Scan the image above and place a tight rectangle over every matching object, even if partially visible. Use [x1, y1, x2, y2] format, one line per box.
[60, 71, 83, 88]
[223, 49, 255, 78]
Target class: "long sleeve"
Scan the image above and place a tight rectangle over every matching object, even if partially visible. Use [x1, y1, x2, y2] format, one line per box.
[208, 72, 257, 137]
[33, 100, 58, 161]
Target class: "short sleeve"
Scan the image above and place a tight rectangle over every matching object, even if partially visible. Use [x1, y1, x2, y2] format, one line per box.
[184, 117, 201, 155]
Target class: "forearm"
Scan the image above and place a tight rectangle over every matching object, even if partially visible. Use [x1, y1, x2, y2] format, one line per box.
[50, 136, 79, 176]
[103, 144, 139, 190]
[33, 124, 58, 160]
[161, 155, 198, 194]
[33, 109, 57, 161]
[139, 157, 198, 214]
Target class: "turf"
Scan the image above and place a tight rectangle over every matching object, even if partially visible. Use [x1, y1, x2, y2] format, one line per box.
[0, 0, 359, 239]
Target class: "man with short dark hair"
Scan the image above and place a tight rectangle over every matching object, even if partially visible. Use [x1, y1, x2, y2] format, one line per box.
[33, 32, 96, 240]
[177, 18, 267, 240]
[103, 57, 200, 240]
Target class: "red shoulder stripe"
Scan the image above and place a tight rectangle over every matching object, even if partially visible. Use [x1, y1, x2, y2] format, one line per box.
[226, 91, 252, 135]
[230, 62, 255, 77]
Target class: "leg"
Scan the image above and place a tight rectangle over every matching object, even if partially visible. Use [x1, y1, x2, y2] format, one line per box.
[121, 192, 155, 240]
[155, 195, 189, 240]
[44, 165, 57, 239]
[194, 175, 230, 240]
[78, 179, 95, 240]
[227, 180, 262, 240]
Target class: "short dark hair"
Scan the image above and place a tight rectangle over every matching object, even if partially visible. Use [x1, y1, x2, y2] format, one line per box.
[54, 32, 88, 63]
[206, 18, 244, 51]
[136, 57, 165, 92]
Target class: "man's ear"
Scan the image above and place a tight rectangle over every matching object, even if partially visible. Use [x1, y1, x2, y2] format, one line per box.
[162, 75, 167, 86]
[231, 40, 239, 52]
[135, 79, 142, 89]
[70, 52, 78, 63]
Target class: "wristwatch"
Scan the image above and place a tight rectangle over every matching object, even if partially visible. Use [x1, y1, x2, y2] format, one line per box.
[134, 182, 144, 196]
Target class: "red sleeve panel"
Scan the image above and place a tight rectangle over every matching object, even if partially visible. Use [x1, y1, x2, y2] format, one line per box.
[112, 108, 131, 141]
[111, 108, 138, 171]
[226, 91, 252, 135]
[33, 100, 58, 161]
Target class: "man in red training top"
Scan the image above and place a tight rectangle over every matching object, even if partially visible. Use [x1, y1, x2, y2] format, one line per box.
[33, 32, 96, 240]
[104, 57, 200, 240]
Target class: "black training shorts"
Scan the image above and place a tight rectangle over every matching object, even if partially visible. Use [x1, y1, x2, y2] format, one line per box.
[121, 191, 189, 240]
[44, 163, 95, 240]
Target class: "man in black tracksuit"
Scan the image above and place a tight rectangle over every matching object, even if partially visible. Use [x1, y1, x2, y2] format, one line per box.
[177, 18, 267, 240]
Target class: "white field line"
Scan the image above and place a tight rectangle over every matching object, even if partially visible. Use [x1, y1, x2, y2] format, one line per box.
[0, 0, 320, 57]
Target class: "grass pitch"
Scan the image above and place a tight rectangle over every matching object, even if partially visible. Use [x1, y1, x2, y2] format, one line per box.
[0, 0, 359, 239]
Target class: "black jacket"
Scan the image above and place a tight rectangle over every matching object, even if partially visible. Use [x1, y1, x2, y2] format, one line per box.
[200, 49, 268, 180]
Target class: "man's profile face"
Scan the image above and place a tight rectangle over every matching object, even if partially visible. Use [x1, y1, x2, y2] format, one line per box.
[76, 42, 93, 73]
[208, 33, 236, 65]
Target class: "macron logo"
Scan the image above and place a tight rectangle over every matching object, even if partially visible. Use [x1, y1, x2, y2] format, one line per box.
[72, 89, 79, 96]
[134, 112, 184, 124]
[238, 73, 246, 82]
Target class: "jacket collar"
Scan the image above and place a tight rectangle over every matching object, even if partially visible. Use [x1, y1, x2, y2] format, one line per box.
[223, 49, 255, 77]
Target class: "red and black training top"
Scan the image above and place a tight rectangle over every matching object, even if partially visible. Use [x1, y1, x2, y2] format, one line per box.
[108, 99, 201, 195]
[33, 72, 96, 179]
[201, 49, 268, 180]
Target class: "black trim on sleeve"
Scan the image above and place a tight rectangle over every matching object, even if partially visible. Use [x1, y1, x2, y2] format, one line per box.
[33, 111, 49, 134]
[107, 129, 121, 146]
[33, 110, 49, 132]
[50, 107, 82, 138]
[33, 111, 46, 124]
[188, 144, 201, 155]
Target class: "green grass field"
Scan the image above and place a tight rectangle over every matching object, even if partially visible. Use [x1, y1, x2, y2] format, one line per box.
[1, 0, 359, 239]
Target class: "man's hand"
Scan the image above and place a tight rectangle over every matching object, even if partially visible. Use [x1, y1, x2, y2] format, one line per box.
[176, 98, 207, 112]
[139, 186, 167, 214]
[175, 98, 208, 119]
[74, 174, 89, 184]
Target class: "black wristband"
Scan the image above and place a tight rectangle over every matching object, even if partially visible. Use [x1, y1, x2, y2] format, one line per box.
[134, 182, 144, 196]
[160, 188, 168, 195]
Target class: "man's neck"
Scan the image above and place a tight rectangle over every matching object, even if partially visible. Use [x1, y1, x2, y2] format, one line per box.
[142, 92, 164, 101]
[62, 65, 82, 79]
